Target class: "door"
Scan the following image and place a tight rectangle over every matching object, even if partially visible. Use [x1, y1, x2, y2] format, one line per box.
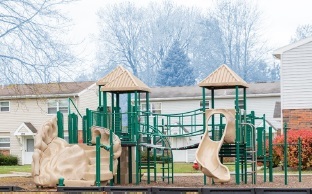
[24, 138, 34, 164]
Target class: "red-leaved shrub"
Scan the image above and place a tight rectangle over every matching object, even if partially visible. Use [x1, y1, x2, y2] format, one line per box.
[273, 129, 312, 169]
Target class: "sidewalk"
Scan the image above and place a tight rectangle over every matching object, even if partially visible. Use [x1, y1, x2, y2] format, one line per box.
[0, 172, 31, 178]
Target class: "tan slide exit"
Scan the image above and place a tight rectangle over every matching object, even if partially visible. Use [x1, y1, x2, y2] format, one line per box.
[196, 109, 236, 183]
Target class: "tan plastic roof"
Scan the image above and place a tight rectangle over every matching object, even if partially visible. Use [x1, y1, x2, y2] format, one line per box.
[101, 70, 151, 93]
[96, 66, 126, 86]
[198, 64, 248, 89]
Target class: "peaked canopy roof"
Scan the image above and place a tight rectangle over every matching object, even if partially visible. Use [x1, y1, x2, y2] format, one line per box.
[101, 69, 151, 93]
[198, 64, 248, 89]
[96, 66, 126, 86]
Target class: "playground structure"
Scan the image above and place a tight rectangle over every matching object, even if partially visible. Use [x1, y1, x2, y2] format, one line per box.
[32, 64, 301, 187]
[32, 117, 121, 187]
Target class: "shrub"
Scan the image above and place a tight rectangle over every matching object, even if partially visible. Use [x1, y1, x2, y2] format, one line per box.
[258, 140, 281, 167]
[140, 150, 170, 162]
[0, 154, 18, 165]
[273, 129, 312, 169]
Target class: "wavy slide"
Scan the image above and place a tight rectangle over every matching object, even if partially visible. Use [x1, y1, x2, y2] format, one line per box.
[196, 109, 236, 183]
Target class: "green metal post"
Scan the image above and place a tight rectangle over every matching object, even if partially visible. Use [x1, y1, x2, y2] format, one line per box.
[128, 93, 132, 141]
[128, 146, 132, 183]
[284, 123, 288, 185]
[73, 113, 78, 143]
[57, 111, 64, 139]
[161, 118, 165, 182]
[98, 85, 102, 107]
[86, 108, 92, 144]
[103, 92, 107, 128]
[111, 93, 115, 133]
[95, 136, 101, 186]
[219, 115, 223, 141]
[153, 116, 157, 182]
[235, 86, 240, 185]
[115, 93, 121, 136]
[202, 87, 206, 185]
[243, 88, 247, 110]
[146, 92, 150, 184]
[243, 87, 247, 184]
[269, 127, 273, 182]
[68, 114, 73, 144]
[82, 115, 87, 143]
[298, 137, 302, 182]
[109, 125, 114, 186]
[134, 91, 140, 185]
[263, 127, 266, 182]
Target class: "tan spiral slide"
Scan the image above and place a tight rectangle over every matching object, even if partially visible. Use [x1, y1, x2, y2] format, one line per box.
[196, 109, 236, 183]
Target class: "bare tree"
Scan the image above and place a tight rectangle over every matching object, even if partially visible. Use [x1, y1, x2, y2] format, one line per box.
[0, 0, 76, 85]
[291, 24, 312, 43]
[97, 2, 145, 77]
[96, 1, 200, 85]
[199, 0, 268, 82]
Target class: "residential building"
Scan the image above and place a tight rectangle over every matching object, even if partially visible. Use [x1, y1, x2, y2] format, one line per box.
[0, 82, 99, 165]
[273, 36, 312, 129]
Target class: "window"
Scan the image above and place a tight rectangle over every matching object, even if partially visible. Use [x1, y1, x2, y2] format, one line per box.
[0, 101, 9, 112]
[0, 137, 10, 148]
[26, 139, 34, 152]
[48, 99, 68, 114]
[141, 102, 162, 114]
[200, 100, 209, 109]
[237, 99, 245, 109]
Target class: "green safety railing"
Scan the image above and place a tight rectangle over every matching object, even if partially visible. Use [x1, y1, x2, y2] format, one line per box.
[139, 109, 204, 138]
[95, 128, 115, 186]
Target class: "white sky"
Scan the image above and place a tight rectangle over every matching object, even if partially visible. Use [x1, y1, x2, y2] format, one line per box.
[64, 0, 312, 70]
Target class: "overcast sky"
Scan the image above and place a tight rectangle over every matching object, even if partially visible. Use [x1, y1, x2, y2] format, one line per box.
[64, 0, 312, 69]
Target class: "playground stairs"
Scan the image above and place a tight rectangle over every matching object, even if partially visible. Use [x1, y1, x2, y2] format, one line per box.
[138, 133, 174, 183]
[63, 145, 117, 187]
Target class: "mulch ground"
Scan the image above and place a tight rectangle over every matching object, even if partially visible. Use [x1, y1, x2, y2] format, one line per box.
[0, 175, 311, 192]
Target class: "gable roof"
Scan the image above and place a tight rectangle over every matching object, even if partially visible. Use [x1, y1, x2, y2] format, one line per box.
[101, 70, 151, 93]
[0, 81, 94, 99]
[14, 122, 37, 136]
[96, 66, 126, 86]
[144, 82, 280, 99]
[273, 36, 312, 59]
[198, 64, 248, 89]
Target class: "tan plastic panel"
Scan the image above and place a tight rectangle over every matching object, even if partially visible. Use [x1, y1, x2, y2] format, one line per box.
[32, 117, 121, 187]
[196, 109, 236, 183]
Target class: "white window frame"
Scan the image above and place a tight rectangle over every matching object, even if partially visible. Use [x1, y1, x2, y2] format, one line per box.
[141, 102, 162, 114]
[47, 99, 68, 115]
[200, 100, 209, 109]
[0, 101, 10, 112]
[0, 136, 10, 149]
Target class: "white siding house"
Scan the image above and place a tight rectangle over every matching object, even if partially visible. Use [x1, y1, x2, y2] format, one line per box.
[141, 82, 280, 162]
[0, 82, 102, 165]
[273, 36, 312, 129]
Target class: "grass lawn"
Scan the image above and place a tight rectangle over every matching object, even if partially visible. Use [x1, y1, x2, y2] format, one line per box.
[0, 165, 31, 174]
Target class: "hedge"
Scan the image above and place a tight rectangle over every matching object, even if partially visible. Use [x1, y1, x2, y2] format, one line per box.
[0, 154, 18, 165]
[273, 129, 312, 169]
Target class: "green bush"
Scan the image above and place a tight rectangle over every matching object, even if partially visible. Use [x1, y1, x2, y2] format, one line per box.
[140, 150, 170, 162]
[0, 154, 18, 165]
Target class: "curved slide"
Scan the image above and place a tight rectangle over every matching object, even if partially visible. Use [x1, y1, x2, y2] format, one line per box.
[196, 109, 236, 183]
[32, 117, 121, 187]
